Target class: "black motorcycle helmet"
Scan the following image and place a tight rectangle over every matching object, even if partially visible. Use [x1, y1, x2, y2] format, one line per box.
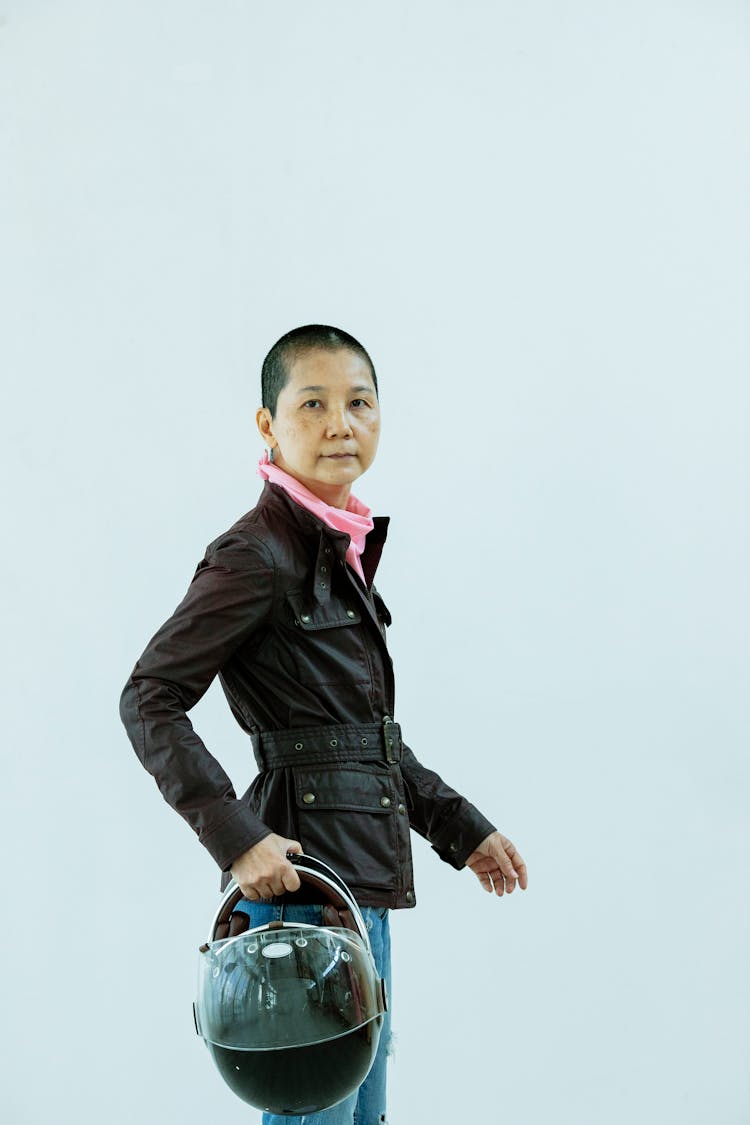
[194, 854, 388, 1115]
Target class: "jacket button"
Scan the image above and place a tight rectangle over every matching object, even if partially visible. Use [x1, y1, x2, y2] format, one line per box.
[320, 565, 328, 574]
[319, 582, 327, 589]
[300, 614, 311, 624]
[397, 803, 406, 815]
[380, 796, 391, 808]
[449, 842, 458, 852]
[302, 792, 316, 805]
[346, 609, 356, 619]
[405, 890, 415, 903]
[294, 742, 304, 751]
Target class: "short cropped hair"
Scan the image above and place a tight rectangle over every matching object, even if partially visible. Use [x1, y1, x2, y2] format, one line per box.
[261, 324, 378, 418]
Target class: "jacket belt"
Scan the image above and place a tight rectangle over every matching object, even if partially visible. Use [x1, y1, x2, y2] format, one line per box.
[254, 717, 403, 770]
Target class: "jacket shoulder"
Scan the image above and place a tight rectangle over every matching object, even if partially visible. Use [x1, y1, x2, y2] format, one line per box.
[203, 503, 277, 572]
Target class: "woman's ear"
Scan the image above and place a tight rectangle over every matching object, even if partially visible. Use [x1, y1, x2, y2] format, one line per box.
[256, 406, 275, 446]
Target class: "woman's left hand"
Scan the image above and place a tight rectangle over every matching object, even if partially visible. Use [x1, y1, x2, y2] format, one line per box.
[466, 831, 528, 896]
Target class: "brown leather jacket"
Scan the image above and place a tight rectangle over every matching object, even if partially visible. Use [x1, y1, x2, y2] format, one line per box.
[118, 481, 496, 908]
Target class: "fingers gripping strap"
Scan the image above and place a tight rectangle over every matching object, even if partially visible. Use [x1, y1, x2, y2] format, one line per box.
[206, 853, 370, 947]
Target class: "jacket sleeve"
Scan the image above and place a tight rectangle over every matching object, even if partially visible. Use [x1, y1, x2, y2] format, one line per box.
[118, 531, 276, 871]
[399, 743, 497, 870]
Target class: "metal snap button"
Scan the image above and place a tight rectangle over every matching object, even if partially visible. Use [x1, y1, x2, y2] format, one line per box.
[320, 565, 327, 574]
[397, 803, 406, 815]
[294, 742, 304, 751]
[360, 737, 368, 746]
[380, 796, 391, 808]
[405, 890, 415, 903]
[329, 738, 338, 748]
[302, 792, 316, 805]
[319, 582, 327, 589]
[449, 842, 458, 852]
[300, 613, 311, 624]
[346, 609, 356, 619]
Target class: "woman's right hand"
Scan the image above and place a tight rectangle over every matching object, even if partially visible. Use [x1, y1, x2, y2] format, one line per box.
[230, 833, 303, 899]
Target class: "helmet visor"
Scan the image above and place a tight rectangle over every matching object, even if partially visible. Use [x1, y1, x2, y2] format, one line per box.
[195, 924, 382, 1050]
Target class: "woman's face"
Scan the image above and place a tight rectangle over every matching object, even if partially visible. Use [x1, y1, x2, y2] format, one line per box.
[256, 347, 381, 508]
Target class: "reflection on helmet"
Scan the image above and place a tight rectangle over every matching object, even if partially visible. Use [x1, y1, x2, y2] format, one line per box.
[194, 856, 387, 1115]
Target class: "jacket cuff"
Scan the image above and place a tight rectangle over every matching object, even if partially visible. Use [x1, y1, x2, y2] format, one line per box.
[199, 803, 273, 871]
[429, 805, 497, 870]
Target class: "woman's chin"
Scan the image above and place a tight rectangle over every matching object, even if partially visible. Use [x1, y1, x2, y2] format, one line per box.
[317, 458, 361, 480]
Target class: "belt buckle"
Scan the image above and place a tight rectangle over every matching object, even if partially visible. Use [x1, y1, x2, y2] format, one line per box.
[383, 715, 401, 764]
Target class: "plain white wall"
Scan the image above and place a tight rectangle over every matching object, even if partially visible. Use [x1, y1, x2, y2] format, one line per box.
[2, 2, 749, 1122]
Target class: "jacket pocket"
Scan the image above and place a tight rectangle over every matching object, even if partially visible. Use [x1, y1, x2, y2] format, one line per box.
[292, 765, 399, 891]
[284, 592, 370, 687]
[286, 591, 362, 629]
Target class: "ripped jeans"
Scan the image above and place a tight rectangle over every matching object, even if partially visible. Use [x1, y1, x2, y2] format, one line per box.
[232, 900, 392, 1125]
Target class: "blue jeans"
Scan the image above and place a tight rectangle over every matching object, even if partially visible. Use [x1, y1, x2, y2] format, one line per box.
[232, 900, 392, 1125]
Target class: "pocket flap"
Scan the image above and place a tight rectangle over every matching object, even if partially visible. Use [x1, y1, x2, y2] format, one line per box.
[294, 766, 393, 813]
[286, 591, 362, 630]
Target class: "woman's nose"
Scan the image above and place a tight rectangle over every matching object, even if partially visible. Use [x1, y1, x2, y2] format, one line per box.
[325, 407, 353, 437]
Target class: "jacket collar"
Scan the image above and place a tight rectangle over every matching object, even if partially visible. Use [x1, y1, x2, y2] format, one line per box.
[258, 480, 390, 602]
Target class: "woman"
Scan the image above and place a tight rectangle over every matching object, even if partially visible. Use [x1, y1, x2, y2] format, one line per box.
[119, 323, 528, 1125]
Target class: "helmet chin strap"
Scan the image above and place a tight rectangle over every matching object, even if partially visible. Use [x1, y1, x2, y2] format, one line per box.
[206, 853, 372, 950]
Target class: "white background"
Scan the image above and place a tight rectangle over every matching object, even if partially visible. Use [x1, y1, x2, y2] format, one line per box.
[2, 2, 749, 1122]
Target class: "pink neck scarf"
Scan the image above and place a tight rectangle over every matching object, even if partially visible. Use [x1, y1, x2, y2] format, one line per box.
[257, 450, 374, 582]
